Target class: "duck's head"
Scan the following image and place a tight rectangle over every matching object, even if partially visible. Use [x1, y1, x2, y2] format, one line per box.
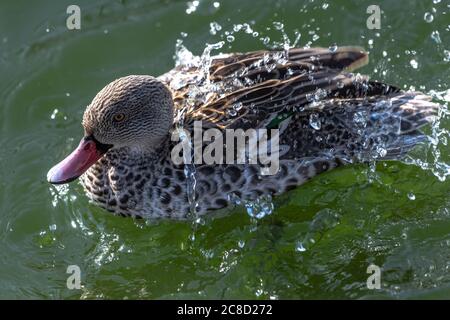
[47, 75, 174, 184]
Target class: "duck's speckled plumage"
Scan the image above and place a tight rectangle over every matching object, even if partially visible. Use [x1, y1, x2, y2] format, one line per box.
[71, 47, 438, 219]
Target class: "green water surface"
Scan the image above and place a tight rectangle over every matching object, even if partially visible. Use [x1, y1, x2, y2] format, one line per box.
[0, 0, 449, 299]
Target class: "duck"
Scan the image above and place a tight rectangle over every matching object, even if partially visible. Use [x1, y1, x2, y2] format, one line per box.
[47, 46, 439, 219]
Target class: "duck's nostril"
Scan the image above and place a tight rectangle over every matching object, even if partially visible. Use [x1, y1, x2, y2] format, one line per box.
[82, 135, 112, 153]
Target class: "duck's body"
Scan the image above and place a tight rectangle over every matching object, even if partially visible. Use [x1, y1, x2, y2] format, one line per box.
[49, 47, 438, 219]
[81, 143, 343, 219]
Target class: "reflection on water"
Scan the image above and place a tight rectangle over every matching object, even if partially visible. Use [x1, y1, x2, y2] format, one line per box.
[0, 0, 449, 299]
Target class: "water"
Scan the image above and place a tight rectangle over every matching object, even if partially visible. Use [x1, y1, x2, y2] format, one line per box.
[0, 0, 449, 299]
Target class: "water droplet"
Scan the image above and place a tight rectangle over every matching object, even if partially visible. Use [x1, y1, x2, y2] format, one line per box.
[261, 36, 270, 45]
[295, 241, 306, 252]
[50, 109, 59, 120]
[213, 1, 220, 8]
[322, 3, 329, 9]
[424, 12, 434, 23]
[328, 43, 338, 52]
[309, 113, 321, 130]
[243, 23, 253, 34]
[444, 50, 450, 62]
[228, 192, 241, 205]
[226, 35, 235, 42]
[233, 24, 242, 32]
[186, 0, 199, 14]
[233, 102, 243, 111]
[410, 59, 418, 69]
[312, 34, 320, 41]
[227, 109, 237, 117]
[382, 51, 387, 57]
[273, 21, 284, 30]
[209, 22, 222, 35]
[238, 240, 245, 248]
[195, 217, 205, 226]
[407, 192, 416, 200]
[375, 146, 387, 158]
[433, 0, 441, 4]
[244, 195, 274, 219]
[353, 111, 367, 127]
[431, 30, 441, 44]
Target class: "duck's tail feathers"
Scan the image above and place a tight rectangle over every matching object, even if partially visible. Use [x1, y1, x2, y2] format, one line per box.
[281, 91, 440, 163]
[342, 92, 440, 162]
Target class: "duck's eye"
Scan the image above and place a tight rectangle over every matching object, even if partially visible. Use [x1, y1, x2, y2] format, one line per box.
[113, 113, 125, 122]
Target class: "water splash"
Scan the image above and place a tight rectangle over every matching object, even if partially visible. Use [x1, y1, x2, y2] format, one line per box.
[403, 89, 450, 181]
[244, 194, 274, 220]
[270, 21, 301, 51]
[169, 22, 449, 227]
[171, 39, 230, 237]
[228, 192, 274, 220]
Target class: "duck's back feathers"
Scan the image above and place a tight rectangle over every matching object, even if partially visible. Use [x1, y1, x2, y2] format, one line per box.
[160, 47, 368, 125]
[166, 47, 371, 129]
[161, 46, 438, 163]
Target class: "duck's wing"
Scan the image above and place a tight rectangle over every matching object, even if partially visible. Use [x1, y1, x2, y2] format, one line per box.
[162, 47, 439, 163]
[165, 46, 377, 130]
[208, 46, 368, 81]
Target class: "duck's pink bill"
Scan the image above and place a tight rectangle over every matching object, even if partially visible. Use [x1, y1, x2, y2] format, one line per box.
[47, 138, 104, 184]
